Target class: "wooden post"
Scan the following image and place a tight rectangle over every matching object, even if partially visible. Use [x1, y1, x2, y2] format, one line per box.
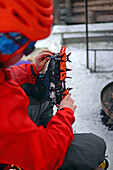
[54, 0, 60, 24]
[65, 0, 72, 16]
[85, 0, 89, 69]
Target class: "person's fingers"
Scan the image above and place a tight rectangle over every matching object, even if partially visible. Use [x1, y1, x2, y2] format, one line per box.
[64, 93, 71, 100]
[70, 99, 74, 104]
[38, 51, 54, 60]
[41, 57, 50, 65]
[68, 98, 72, 103]
[73, 105, 77, 111]
[39, 49, 55, 55]
[38, 52, 51, 60]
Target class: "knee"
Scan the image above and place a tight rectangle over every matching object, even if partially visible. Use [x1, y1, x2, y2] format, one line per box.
[90, 133, 106, 152]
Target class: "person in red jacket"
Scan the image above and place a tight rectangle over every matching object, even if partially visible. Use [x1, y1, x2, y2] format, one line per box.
[0, 0, 107, 170]
[0, 1, 75, 169]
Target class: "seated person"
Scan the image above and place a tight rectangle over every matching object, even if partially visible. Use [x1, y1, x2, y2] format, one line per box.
[0, 0, 108, 169]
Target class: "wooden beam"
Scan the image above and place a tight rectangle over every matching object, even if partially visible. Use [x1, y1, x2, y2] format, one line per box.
[54, 0, 60, 24]
[66, 14, 85, 24]
[96, 13, 113, 22]
[65, 0, 72, 16]
[73, 0, 113, 7]
[73, 6, 113, 13]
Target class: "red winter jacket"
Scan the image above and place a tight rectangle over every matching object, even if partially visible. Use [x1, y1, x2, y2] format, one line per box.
[0, 63, 75, 170]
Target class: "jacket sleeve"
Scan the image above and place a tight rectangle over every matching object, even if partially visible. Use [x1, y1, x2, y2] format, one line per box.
[8, 63, 39, 85]
[43, 107, 75, 169]
[0, 101, 75, 170]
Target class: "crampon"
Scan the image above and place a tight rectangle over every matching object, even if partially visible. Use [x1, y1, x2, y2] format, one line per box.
[37, 45, 72, 104]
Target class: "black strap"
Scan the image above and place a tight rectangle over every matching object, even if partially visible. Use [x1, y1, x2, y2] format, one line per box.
[30, 64, 37, 77]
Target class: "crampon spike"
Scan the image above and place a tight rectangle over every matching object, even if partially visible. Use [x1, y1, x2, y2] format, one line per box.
[67, 59, 72, 62]
[66, 76, 72, 79]
[60, 45, 67, 54]
[66, 68, 72, 71]
[67, 52, 71, 57]
[67, 87, 73, 91]
[63, 45, 67, 53]
[60, 45, 64, 53]
[66, 52, 72, 62]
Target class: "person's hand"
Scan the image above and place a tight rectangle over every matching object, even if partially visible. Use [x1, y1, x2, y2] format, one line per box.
[34, 49, 55, 72]
[57, 93, 77, 112]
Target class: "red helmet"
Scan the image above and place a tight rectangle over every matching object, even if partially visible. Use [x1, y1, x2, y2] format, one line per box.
[0, 0, 53, 41]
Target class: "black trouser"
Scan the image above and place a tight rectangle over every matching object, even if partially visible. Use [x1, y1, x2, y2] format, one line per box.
[27, 96, 106, 170]
[59, 133, 106, 170]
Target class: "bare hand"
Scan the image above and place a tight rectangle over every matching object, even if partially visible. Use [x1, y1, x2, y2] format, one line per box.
[34, 49, 55, 72]
[58, 94, 77, 112]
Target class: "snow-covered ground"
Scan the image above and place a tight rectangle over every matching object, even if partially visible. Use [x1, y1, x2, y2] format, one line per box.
[35, 24, 113, 170]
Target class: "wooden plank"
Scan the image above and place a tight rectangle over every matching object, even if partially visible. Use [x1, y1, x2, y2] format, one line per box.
[54, 0, 113, 25]
[59, 0, 65, 8]
[73, 0, 113, 7]
[65, 14, 85, 24]
[73, 5, 113, 13]
[96, 13, 113, 22]
[65, 11, 96, 24]
[54, 0, 61, 24]
[72, 0, 83, 3]
[65, 0, 72, 16]
[60, 0, 65, 3]
[65, 13, 113, 24]
[60, 8, 66, 15]
[60, 3, 66, 8]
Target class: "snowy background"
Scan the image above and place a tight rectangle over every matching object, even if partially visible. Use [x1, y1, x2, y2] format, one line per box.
[34, 23, 113, 170]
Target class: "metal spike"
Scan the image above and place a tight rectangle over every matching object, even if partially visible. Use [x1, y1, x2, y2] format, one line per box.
[67, 59, 72, 62]
[66, 52, 72, 62]
[67, 52, 71, 58]
[66, 68, 72, 71]
[63, 45, 67, 53]
[60, 45, 64, 53]
[66, 76, 72, 79]
[68, 87, 73, 91]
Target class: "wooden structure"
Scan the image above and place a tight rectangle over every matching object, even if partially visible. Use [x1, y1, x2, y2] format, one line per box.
[54, 0, 113, 25]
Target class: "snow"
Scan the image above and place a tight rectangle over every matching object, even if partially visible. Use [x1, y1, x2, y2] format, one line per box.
[52, 22, 113, 33]
[35, 24, 113, 170]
